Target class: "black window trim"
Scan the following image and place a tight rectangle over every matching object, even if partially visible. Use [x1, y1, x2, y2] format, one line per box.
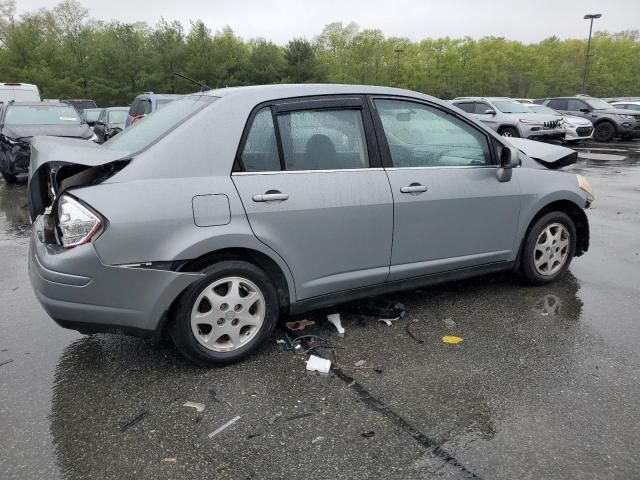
[367, 95, 499, 169]
[233, 94, 382, 173]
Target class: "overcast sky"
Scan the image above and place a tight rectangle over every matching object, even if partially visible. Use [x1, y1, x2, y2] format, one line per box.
[15, 0, 640, 44]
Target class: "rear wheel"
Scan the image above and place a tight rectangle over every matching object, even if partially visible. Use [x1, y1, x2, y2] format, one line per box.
[499, 127, 520, 138]
[593, 121, 616, 142]
[521, 212, 576, 285]
[170, 260, 279, 366]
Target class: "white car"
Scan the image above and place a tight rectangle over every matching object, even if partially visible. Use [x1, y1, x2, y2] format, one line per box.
[610, 101, 640, 112]
[525, 104, 593, 143]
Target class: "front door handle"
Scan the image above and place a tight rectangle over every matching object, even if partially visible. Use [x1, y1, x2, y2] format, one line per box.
[400, 184, 428, 194]
[252, 192, 289, 202]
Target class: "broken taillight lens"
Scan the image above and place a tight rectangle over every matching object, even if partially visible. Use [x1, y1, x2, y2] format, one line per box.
[57, 194, 103, 248]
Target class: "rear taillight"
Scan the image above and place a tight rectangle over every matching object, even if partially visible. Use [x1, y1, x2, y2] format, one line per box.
[57, 194, 102, 248]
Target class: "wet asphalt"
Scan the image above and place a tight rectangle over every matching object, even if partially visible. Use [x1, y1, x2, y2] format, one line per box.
[1, 140, 639, 480]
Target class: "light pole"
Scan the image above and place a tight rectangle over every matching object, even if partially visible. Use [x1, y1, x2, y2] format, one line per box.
[394, 45, 404, 87]
[582, 13, 602, 94]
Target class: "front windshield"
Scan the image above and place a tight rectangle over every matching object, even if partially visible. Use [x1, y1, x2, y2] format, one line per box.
[585, 98, 613, 110]
[4, 105, 81, 125]
[493, 100, 531, 114]
[526, 105, 561, 116]
[107, 110, 127, 124]
[103, 95, 215, 154]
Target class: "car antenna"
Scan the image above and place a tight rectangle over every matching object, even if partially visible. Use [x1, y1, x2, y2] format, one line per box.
[173, 72, 211, 92]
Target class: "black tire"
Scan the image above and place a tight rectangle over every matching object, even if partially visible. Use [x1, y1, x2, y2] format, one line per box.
[593, 121, 616, 142]
[0, 170, 18, 184]
[499, 126, 520, 138]
[170, 260, 279, 366]
[521, 211, 576, 286]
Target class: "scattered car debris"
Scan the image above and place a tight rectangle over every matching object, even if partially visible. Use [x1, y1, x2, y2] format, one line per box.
[354, 360, 367, 367]
[358, 299, 406, 321]
[285, 319, 315, 332]
[327, 313, 345, 337]
[378, 317, 400, 326]
[442, 336, 464, 345]
[306, 355, 332, 375]
[374, 365, 384, 373]
[247, 433, 262, 440]
[160, 457, 177, 464]
[120, 411, 149, 432]
[312, 436, 325, 444]
[361, 431, 376, 438]
[406, 319, 425, 344]
[268, 412, 283, 425]
[285, 412, 315, 422]
[208, 415, 241, 439]
[183, 401, 205, 413]
[208, 388, 219, 402]
[443, 318, 456, 329]
[0, 359, 14, 367]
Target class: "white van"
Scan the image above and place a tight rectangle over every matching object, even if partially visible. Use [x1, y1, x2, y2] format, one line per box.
[0, 83, 41, 103]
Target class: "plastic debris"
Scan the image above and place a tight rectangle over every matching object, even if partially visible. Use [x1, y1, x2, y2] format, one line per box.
[183, 402, 205, 413]
[378, 317, 400, 326]
[286, 412, 315, 422]
[306, 355, 332, 375]
[120, 411, 149, 432]
[160, 457, 177, 464]
[208, 389, 219, 402]
[406, 319, 424, 344]
[359, 299, 406, 321]
[327, 313, 345, 337]
[442, 336, 464, 345]
[354, 360, 367, 367]
[312, 436, 325, 444]
[208, 415, 241, 439]
[268, 412, 283, 425]
[0, 359, 14, 368]
[247, 433, 262, 439]
[374, 365, 384, 373]
[361, 431, 376, 438]
[443, 318, 456, 329]
[285, 319, 315, 332]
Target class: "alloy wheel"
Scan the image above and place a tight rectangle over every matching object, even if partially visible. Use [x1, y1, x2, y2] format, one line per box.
[190, 276, 266, 352]
[533, 223, 570, 276]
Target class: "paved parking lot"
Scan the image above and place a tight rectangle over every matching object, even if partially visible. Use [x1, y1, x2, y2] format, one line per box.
[1, 140, 639, 480]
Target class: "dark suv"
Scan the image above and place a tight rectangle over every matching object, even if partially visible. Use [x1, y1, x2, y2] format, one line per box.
[125, 92, 180, 128]
[534, 96, 640, 142]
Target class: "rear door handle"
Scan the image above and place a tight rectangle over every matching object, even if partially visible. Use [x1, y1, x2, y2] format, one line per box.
[252, 192, 289, 202]
[400, 184, 428, 194]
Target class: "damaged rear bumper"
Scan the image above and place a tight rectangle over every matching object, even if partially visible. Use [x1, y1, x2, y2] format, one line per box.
[28, 215, 203, 337]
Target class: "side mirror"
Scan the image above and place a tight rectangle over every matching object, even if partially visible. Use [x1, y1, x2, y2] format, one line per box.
[579, 108, 590, 113]
[497, 146, 517, 182]
[484, 109, 496, 115]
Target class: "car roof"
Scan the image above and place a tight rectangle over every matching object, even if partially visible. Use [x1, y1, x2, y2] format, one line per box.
[0, 82, 38, 88]
[451, 96, 512, 102]
[194, 84, 442, 106]
[4, 101, 68, 107]
[611, 100, 640, 105]
[105, 106, 129, 110]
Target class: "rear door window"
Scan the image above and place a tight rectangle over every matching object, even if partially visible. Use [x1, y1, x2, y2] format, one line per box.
[240, 107, 281, 172]
[474, 102, 492, 114]
[567, 99, 587, 111]
[454, 102, 474, 113]
[276, 109, 369, 170]
[547, 99, 568, 110]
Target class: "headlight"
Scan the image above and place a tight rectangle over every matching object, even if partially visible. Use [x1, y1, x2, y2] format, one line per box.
[57, 194, 103, 248]
[576, 174, 595, 201]
[616, 114, 634, 120]
[519, 118, 541, 125]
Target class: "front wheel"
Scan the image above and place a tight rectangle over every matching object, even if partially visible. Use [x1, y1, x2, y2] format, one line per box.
[170, 260, 279, 366]
[593, 121, 616, 142]
[499, 127, 520, 138]
[521, 212, 576, 285]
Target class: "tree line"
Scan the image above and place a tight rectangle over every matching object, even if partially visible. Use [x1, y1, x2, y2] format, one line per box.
[0, 0, 638, 107]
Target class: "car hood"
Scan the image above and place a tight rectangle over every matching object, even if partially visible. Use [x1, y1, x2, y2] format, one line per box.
[504, 137, 577, 169]
[596, 108, 640, 117]
[516, 113, 563, 123]
[563, 115, 592, 126]
[2, 124, 93, 140]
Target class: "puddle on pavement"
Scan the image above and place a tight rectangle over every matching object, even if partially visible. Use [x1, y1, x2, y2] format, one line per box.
[0, 182, 31, 240]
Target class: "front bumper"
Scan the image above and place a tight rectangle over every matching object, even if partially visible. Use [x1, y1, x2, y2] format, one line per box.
[520, 124, 565, 140]
[616, 120, 640, 138]
[565, 125, 594, 141]
[28, 215, 202, 336]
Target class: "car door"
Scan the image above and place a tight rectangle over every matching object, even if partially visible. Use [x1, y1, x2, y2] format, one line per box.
[232, 96, 394, 300]
[566, 98, 591, 120]
[370, 97, 522, 281]
[472, 101, 500, 130]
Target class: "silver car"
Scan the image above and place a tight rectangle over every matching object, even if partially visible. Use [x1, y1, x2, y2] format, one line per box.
[524, 103, 594, 143]
[28, 85, 593, 365]
[452, 97, 565, 140]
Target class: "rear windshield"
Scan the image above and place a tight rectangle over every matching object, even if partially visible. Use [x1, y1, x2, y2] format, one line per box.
[103, 95, 215, 154]
[84, 109, 102, 123]
[107, 110, 128, 124]
[4, 105, 81, 125]
[493, 101, 531, 114]
[157, 98, 177, 110]
[0, 87, 40, 103]
[66, 100, 97, 110]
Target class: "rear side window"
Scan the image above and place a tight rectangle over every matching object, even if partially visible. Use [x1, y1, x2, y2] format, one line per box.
[240, 107, 281, 172]
[474, 102, 492, 114]
[276, 109, 369, 170]
[547, 99, 568, 110]
[567, 99, 587, 111]
[454, 102, 474, 113]
[141, 100, 152, 115]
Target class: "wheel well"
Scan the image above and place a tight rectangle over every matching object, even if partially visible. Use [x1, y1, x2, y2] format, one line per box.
[520, 200, 590, 262]
[177, 248, 291, 310]
[498, 125, 517, 133]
